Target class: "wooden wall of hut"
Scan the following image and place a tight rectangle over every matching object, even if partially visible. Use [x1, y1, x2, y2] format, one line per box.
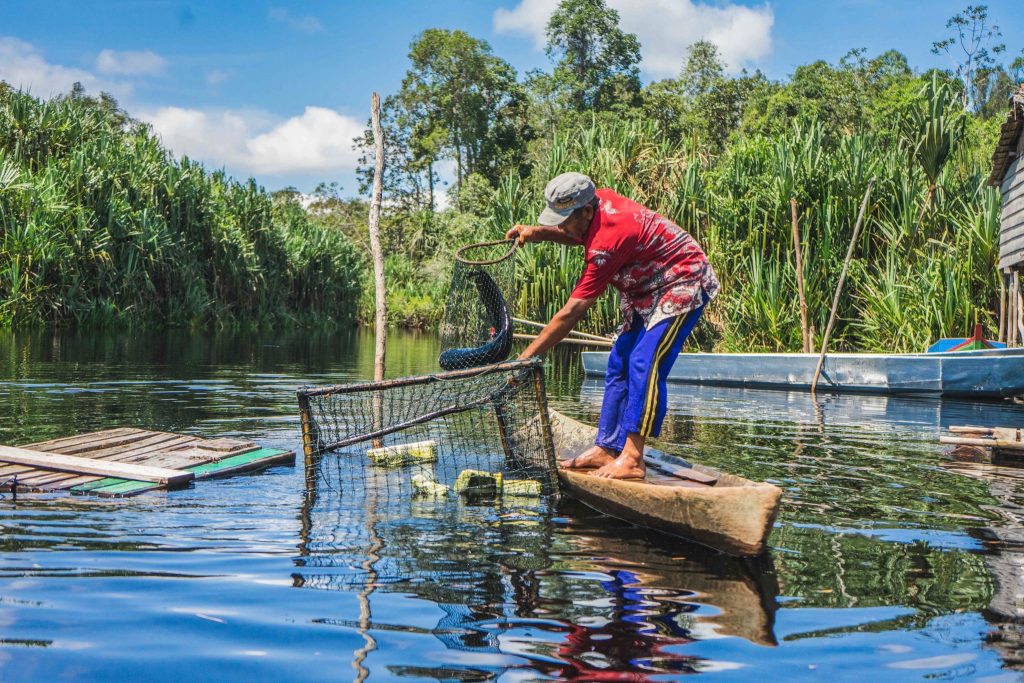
[991, 88, 1024, 346]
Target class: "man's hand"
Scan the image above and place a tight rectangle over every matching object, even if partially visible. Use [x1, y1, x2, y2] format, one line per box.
[506, 224, 535, 245]
[518, 297, 596, 359]
[506, 224, 583, 247]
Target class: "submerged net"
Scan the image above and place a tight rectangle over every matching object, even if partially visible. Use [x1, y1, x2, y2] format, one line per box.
[438, 240, 518, 371]
[296, 359, 559, 502]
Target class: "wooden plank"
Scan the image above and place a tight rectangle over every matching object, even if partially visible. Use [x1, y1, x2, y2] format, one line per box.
[1001, 193, 1024, 221]
[26, 437, 200, 490]
[74, 448, 295, 497]
[181, 438, 257, 452]
[1002, 167, 1024, 197]
[643, 456, 718, 485]
[19, 428, 144, 452]
[0, 446, 194, 485]
[15, 434, 201, 489]
[1000, 155, 1023, 192]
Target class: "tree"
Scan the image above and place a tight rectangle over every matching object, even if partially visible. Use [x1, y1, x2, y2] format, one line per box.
[399, 29, 530, 198]
[545, 0, 642, 111]
[931, 4, 1006, 111]
[680, 40, 724, 99]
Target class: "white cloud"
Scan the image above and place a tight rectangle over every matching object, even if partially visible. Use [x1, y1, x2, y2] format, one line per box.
[144, 105, 363, 175]
[95, 49, 166, 76]
[205, 68, 232, 86]
[268, 7, 325, 34]
[0, 36, 127, 97]
[493, 0, 774, 76]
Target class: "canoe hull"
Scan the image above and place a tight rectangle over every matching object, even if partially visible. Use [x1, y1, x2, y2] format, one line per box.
[581, 348, 1024, 398]
[550, 411, 781, 556]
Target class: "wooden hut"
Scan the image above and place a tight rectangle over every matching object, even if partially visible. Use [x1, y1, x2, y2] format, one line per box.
[989, 84, 1024, 346]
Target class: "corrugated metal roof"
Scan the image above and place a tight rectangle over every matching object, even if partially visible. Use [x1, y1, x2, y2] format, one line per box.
[989, 86, 1024, 187]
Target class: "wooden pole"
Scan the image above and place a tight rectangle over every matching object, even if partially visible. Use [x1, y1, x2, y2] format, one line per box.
[369, 92, 387, 446]
[1011, 270, 1019, 348]
[999, 272, 1007, 344]
[1010, 272, 1018, 347]
[811, 178, 875, 395]
[791, 198, 810, 353]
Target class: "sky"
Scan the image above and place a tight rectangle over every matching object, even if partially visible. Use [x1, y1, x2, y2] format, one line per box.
[1, 0, 1022, 195]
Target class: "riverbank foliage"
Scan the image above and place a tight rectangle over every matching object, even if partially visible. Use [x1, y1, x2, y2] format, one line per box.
[357, 2, 1020, 352]
[0, 84, 360, 327]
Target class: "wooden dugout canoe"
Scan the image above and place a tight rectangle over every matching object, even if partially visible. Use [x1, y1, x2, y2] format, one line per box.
[550, 410, 781, 557]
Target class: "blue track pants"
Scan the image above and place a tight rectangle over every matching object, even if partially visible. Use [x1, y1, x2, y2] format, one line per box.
[595, 306, 704, 452]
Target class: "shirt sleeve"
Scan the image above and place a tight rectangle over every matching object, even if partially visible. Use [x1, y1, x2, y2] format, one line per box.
[570, 246, 632, 300]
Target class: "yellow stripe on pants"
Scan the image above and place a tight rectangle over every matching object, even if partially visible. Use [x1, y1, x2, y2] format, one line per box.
[638, 314, 686, 436]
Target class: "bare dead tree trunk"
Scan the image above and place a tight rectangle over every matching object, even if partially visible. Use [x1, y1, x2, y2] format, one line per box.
[791, 198, 810, 353]
[369, 93, 387, 445]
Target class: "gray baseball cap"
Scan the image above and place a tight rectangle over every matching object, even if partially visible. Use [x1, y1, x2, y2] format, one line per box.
[537, 172, 596, 226]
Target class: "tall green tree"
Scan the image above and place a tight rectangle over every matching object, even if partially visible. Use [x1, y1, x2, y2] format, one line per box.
[399, 29, 529, 198]
[544, 0, 642, 111]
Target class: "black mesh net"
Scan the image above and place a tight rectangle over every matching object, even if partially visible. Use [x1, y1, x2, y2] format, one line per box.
[438, 240, 517, 371]
[296, 359, 559, 503]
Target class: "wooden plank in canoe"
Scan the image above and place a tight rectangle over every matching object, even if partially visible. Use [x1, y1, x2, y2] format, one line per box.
[71, 448, 295, 497]
[0, 445, 194, 486]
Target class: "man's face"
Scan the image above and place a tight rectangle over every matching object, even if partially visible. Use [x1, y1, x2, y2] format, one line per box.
[559, 204, 594, 241]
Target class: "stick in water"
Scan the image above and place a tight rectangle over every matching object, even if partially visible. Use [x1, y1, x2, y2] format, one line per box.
[811, 178, 875, 395]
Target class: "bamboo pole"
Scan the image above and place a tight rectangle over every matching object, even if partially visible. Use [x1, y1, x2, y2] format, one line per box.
[791, 198, 810, 353]
[811, 178, 875, 395]
[512, 317, 611, 343]
[369, 93, 386, 446]
[513, 333, 612, 348]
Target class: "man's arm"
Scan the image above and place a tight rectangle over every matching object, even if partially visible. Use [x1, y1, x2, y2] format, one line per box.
[519, 297, 596, 359]
[506, 224, 581, 247]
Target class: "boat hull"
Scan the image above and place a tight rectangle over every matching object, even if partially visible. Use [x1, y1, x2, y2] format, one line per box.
[581, 348, 1024, 398]
[550, 411, 781, 556]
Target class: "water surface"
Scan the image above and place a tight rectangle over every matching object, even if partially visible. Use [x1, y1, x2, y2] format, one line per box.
[1, 329, 1023, 681]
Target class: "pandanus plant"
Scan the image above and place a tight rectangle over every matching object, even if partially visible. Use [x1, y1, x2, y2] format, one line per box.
[906, 75, 964, 233]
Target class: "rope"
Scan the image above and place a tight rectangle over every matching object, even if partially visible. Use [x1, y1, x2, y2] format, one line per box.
[453, 239, 518, 266]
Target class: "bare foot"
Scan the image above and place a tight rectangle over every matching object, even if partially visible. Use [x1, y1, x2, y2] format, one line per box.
[560, 444, 617, 470]
[591, 454, 646, 480]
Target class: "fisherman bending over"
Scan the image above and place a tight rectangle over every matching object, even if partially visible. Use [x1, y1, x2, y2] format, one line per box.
[508, 172, 719, 480]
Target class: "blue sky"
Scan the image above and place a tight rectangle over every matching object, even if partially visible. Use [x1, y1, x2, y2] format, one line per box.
[1, 1, 1021, 195]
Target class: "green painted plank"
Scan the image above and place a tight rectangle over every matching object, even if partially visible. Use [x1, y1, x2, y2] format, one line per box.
[189, 448, 294, 479]
[71, 447, 294, 497]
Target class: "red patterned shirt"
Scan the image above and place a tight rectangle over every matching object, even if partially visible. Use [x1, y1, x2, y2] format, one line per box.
[570, 188, 719, 330]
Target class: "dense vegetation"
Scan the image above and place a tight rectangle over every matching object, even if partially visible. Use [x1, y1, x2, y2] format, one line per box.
[356, 1, 1021, 352]
[1, 2, 1020, 352]
[0, 84, 360, 327]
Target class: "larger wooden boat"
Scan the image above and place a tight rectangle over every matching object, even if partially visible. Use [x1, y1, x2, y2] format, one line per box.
[550, 410, 781, 557]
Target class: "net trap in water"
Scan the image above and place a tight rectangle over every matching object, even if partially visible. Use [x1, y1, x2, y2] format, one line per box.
[296, 359, 559, 503]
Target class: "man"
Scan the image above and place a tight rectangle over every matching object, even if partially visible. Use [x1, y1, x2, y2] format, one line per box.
[507, 172, 719, 480]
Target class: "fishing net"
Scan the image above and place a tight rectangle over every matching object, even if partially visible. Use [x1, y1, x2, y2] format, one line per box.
[296, 359, 559, 504]
[438, 239, 518, 371]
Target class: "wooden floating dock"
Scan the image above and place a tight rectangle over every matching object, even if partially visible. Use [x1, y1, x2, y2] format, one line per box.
[0, 428, 294, 497]
[942, 426, 1024, 464]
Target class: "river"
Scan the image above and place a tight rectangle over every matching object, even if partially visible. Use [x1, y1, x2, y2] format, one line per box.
[1, 328, 1022, 681]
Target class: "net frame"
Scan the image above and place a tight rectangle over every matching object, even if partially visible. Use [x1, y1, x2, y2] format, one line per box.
[296, 358, 560, 498]
[438, 239, 518, 371]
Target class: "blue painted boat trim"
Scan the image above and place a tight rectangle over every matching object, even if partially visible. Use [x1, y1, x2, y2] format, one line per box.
[580, 348, 1024, 398]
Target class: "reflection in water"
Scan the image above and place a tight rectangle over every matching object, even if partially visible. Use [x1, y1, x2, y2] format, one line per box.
[299, 450, 780, 680]
[0, 329, 1023, 680]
